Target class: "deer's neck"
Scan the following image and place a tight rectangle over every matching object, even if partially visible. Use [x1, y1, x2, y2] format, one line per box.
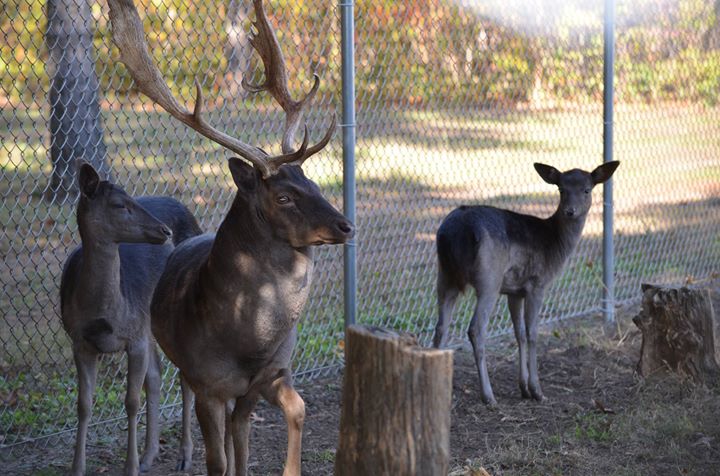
[76, 229, 123, 311]
[202, 197, 314, 298]
[546, 209, 588, 266]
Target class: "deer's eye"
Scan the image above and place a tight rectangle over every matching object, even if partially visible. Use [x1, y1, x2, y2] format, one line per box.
[584, 189, 591, 194]
[111, 203, 127, 210]
[276, 195, 291, 205]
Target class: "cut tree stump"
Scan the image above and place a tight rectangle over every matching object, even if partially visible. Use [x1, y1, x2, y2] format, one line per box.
[334, 325, 454, 476]
[633, 284, 719, 382]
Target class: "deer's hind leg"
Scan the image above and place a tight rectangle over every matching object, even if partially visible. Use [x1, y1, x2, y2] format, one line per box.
[433, 268, 461, 349]
[176, 374, 194, 471]
[140, 344, 161, 471]
[467, 273, 502, 406]
[125, 341, 150, 476]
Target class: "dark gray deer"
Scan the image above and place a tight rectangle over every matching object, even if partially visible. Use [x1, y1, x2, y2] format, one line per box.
[106, 0, 354, 475]
[433, 161, 619, 405]
[60, 163, 201, 475]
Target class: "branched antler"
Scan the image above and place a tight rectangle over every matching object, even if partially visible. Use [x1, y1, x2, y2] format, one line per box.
[107, 0, 334, 178]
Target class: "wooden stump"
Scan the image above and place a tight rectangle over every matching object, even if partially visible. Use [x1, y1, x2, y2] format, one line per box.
[334, 325, 454, 476]
[633, 284, 719, 382]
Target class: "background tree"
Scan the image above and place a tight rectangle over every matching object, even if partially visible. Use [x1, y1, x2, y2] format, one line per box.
[222, 0, 253, 97]
[46, 0, 109, 201]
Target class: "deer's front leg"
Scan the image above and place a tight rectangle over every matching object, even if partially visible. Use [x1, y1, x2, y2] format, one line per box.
[524, 289, 545, 401]
[261, 370, 305, 476]
[230, 392, 260, 476]
[125, 342, 150, 476]
[71, 348, 99, 476]
[508, 295, 530, 399]
[195, 396, 227, 476]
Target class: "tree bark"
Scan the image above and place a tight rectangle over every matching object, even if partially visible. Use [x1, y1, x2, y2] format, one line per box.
[222, 0, 252, 98]
[46, 0, 109, 202]
[334, 325, 453, 476]
[633, 284, 719, 383]
[702, 0, 720, 51]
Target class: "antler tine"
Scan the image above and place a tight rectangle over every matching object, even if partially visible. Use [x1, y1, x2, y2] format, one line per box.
[287, 114, 337, 167]
[246, 0, 330, 164]
[267, 125, 310, 169]
[107, 0, 276, 177]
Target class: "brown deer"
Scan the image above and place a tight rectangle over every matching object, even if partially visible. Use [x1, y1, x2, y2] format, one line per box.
[60, 162, 202, 476]
[106, 0, 354, 475]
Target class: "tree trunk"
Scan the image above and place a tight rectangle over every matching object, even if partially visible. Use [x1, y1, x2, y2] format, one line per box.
[46, 0, 109, 202]
[334, 325, 454, 476]
[702, 0, 720, 51]
[633, 284, 719, 383]
[222, 0, 252, 98]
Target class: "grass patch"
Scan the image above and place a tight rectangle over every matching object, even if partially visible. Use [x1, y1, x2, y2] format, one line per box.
[2, 102, 719, 446]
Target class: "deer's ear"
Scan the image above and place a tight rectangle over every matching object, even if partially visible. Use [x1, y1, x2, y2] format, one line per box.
[77, 162, 100, 197]
[591, 161, 620, 185]
[534, 163, 562, 185]
[228, 158, 257, 193]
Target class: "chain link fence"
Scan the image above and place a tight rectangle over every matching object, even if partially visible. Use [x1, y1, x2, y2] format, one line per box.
[2, 0, 719, 462]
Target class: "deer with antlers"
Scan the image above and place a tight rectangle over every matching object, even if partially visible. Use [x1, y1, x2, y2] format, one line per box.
[107, 0, 354, 475]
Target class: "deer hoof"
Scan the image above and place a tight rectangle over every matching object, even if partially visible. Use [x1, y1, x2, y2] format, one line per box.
[530, 389, 545, 402]
[124, 464, 139, 476]
[482, 395, 498, 407]
[176, 457, 192, 472]
[519, 385, 532, 399]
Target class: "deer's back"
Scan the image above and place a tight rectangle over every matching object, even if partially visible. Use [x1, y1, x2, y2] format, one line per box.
[135, 196, 202, 245]
[437, 205, 557, 292]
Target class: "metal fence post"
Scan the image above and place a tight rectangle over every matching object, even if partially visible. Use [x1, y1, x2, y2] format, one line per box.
[602, 0, 616, 323]
[340, 0, 356, 327]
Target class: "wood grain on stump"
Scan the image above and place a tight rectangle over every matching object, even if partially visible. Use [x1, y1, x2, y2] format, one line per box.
[633, 284, 719, 382]
[334, 325, 454, 476]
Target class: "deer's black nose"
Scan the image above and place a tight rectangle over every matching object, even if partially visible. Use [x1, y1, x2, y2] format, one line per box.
[564, 208, 576, 218]
[337, 220, 355, 237]
[161, 225, 173, 238]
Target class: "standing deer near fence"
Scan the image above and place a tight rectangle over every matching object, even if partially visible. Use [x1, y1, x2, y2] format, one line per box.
[106, 0, 355, 475]
[60, 163, 202, 476]
[432, 161, 619, 405]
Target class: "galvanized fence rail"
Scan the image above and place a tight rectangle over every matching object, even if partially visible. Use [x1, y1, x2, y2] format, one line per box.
[1, 0, 719, 461]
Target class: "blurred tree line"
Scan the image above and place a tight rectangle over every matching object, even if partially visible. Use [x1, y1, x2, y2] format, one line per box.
[1, 0, 719, 109]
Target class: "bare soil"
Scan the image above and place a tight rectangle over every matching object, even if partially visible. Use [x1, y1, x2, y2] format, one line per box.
[5, 285, 720, 476]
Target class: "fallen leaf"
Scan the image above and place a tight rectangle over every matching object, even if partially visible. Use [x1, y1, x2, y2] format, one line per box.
[592, 398, 615, 414]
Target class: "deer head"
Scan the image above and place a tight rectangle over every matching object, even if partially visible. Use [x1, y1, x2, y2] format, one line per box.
[76, 161, 172, 244]
[107, 0, 353, 246]
[534, 161, 619, 219]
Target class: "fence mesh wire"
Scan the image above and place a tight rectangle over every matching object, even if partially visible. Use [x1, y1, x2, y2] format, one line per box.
[2, 0, 719, 462]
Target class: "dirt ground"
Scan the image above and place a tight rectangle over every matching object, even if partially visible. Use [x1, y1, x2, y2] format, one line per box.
[6, 284, 720, 476]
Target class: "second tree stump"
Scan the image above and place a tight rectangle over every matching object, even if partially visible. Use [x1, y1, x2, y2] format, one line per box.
[633, 284, 719, 382]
